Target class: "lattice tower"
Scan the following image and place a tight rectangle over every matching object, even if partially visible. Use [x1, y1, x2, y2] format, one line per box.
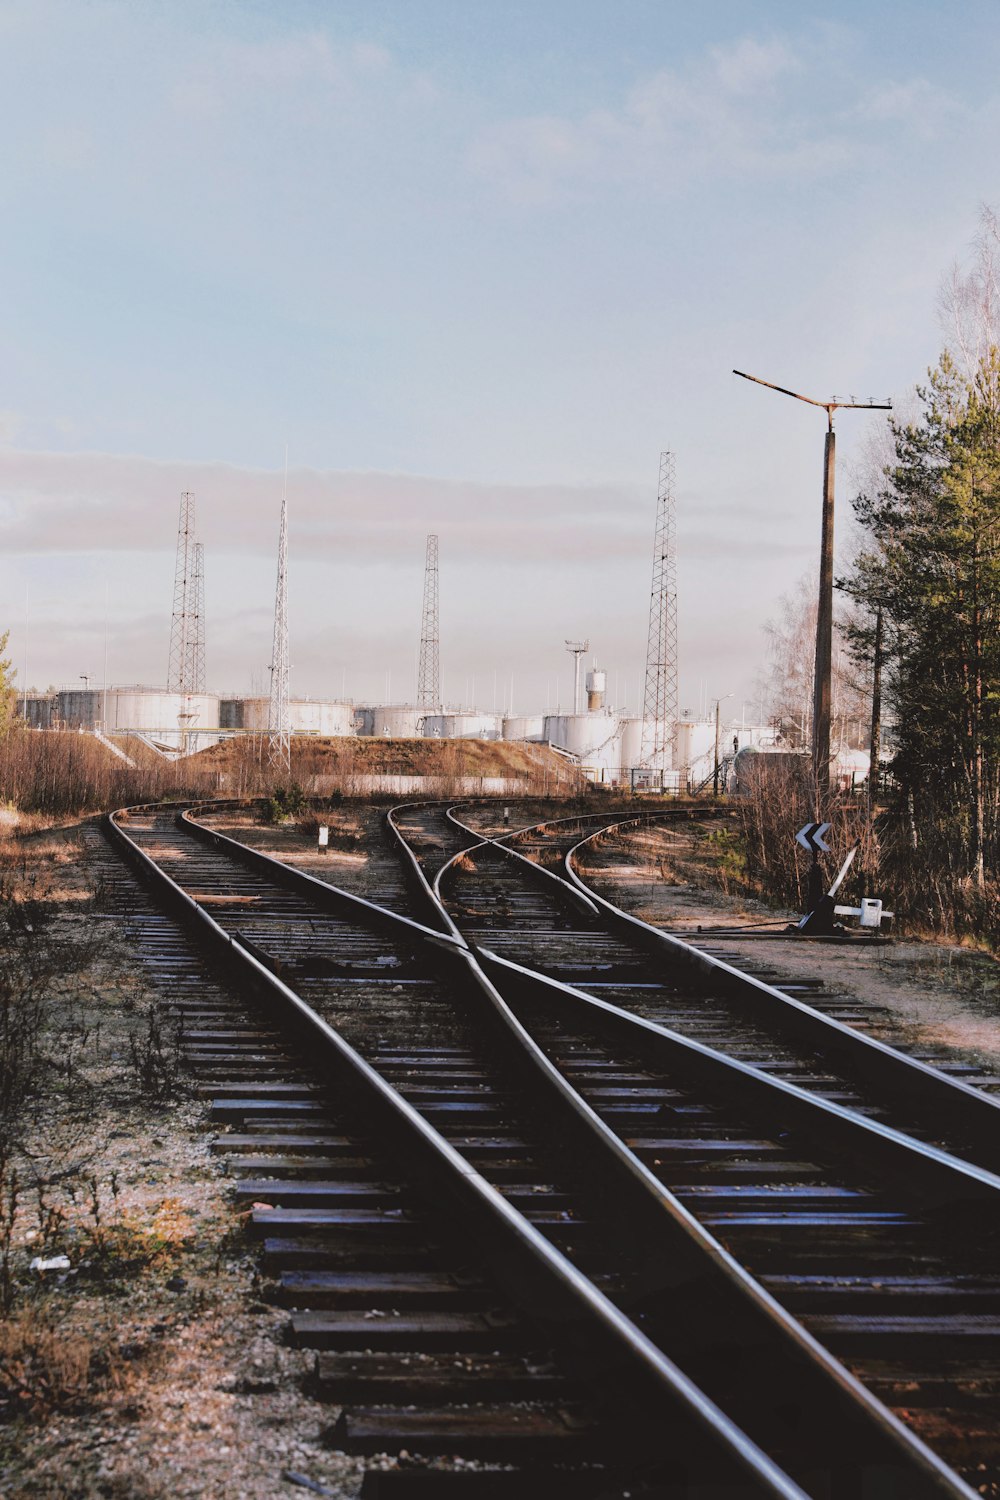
[187, 542, 206, 693]
[167, 492, 200, 692]
[417, 533, 441, 708]
[639, 451, 679, 771]
[268, 472, 291, 771]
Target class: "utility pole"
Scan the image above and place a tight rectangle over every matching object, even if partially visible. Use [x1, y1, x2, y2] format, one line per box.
[268, 455, 291, 773]
[565, 640, 589, 715]
[868, 602, 884, 815]
[712, 694, 733, 797]
[733, 373, 891, 805]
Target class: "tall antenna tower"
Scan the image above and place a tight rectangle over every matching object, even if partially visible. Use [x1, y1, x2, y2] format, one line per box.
[639, 451, 679, 774]
[417, 533, 440, 709]
[189, 542, 206, 693]
[167, 492, 201, 692]
[268, 460, 291, 772]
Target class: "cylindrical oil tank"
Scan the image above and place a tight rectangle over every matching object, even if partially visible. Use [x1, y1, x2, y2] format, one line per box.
[288, 700, 353, 736]
[55, 689, 103, 728]
[110, 689, 221, 733]
[422, 713, 502, 740]
[585, 669, 606, 711]
[369, 704, 426, 738]
[502, 714, 545, 742]
[545, 711, 627, 780]
[21, 694, 55, 729]
[544, 712, 621, 760]
[225, 697, 352, 736]
[619, 716, 644, 768]
[220, 698, 245, 730]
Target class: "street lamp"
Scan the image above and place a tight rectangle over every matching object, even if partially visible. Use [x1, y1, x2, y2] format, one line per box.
[733, 371, 891, 806]
[712, 693, 733, 796]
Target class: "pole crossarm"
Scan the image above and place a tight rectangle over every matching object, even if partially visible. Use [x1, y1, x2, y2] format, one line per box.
[733, 370, 891, 428]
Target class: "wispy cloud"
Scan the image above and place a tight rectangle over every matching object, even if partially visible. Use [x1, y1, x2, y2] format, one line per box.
[467, 31, 952, 205]
[0, 448, 651, 567]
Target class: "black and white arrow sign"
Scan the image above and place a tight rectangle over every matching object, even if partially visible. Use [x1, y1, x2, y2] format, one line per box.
[796, 821, 831, 855]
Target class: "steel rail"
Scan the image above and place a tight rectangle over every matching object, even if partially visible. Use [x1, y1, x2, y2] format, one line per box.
[106, 803, 808, 1496]
[175, 796, 984, 1494]
[442, 802, 1000, 1175]
[406, 804, 1000, 1211]
[385, 803, 981, 1498]
[560, 814, 1000, 1174]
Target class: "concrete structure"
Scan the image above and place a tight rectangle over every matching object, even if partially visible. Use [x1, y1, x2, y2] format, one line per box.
[221, 697, 352, 736]
[585, 669, 607, 712]
[422, 712, 501, 740]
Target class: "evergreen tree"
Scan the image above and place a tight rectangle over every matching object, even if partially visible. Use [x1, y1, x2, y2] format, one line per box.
[846, 351, 999, 890]
[0, 632, 17, 738]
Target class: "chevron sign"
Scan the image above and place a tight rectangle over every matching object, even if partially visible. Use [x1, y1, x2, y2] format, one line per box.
[795, 821, 831, 855]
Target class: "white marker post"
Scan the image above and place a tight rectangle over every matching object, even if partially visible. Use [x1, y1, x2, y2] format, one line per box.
[318, 825, 329, 855]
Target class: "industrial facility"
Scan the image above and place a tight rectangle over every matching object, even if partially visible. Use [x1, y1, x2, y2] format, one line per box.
[17, 451, 779, 787]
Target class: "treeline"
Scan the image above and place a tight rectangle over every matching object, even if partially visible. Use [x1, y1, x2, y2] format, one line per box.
[736, 213, 999, 945]
[0, 733, 201, 815]
[840, 341, 998, 938]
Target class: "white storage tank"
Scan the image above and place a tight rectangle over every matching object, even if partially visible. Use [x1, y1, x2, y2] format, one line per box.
[369, 704, 426, 738]
[544, 712, 621, 761]
[222, 697, 352, 736]
[545, 711, 628, 781]
[619, 716, 644, 769]
[110, 688, 221, 735]
[290, 700, 353, 736]
[422, 713, 502, 740]
[502, 714, 545, 742]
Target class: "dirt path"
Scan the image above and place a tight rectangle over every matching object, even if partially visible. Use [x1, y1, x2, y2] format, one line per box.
[579, 821, 1000, 1072]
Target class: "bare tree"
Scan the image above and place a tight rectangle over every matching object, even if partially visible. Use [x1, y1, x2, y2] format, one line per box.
[938, 204, 1000, 382]
[757, 575, 871, 752]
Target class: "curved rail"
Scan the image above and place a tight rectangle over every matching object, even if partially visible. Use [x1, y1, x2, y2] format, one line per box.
[562, 813, 1000, 1174]
[385, 801, 982, 1497]
[106, 802, 810, 1496]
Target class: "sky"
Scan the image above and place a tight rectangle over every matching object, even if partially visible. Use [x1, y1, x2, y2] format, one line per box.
[2, 1, 999, 717]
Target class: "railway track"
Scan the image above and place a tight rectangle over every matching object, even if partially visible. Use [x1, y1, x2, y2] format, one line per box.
[394, 801, 1000, 1492]
[100, 798, 1000, 1495]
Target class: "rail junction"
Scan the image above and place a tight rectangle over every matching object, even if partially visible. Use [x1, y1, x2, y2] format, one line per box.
[101, 797, 1000, 1498]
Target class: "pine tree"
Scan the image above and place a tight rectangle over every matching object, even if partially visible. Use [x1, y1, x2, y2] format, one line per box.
[0, 633, 17, 738]
[846, 351, 1000, 891]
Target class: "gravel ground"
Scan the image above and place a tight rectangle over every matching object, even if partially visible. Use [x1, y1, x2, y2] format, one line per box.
[0, 819, 363, 1500]
[5, 805, 994, 1497]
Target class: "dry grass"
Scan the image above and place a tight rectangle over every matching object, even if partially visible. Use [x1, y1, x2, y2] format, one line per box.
[0, 1307, 133, 1419]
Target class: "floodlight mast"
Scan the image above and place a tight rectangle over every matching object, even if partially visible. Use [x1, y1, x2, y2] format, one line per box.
[733, 370, 891, 810]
